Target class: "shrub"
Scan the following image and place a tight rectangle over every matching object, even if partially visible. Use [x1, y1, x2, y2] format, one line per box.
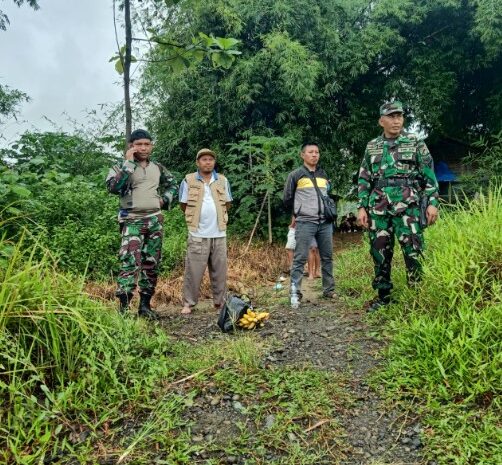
[380, 185, 502, 464]
[0, 236, 190, 463]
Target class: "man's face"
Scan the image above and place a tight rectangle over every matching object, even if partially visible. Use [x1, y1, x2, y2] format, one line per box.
[378, 113, 404, 137]
[196, 155, 216, 173]
[130, 138, 153, 161]
[301, 145, 320, 166]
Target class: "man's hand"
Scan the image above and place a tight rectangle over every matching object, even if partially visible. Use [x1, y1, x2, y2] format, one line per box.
[357, 207, 369, 229]
[125, 147, 137, 161]
[426, 205, 439, 226]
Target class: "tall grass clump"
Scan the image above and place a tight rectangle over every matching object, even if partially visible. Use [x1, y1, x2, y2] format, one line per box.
[0, 235, 193, 464]
[381, 185, 502, 464]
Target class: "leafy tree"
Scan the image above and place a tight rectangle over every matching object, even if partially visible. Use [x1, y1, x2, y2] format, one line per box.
[225, 134, 298, 239]
[461, 130, 502, 194]
[0, 131, 117, 178]
[0, 84, 29, 124]
[0, 1, 39, 122]
[111, 0, 241, 141]
[141, 0, 501, 159]
[0, 0, 39, 31]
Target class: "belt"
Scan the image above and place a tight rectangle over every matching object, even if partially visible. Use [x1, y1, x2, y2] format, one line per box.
[374, 178, 418, 188]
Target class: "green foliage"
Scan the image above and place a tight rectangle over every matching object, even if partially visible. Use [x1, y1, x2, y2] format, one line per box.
[0, 132, 120, 278]
[225, 134, 298, 234]
[0, 0, 39, 31]
[159, 207, 187, 272]
[335, 186, 501, 463]
[142, 0, 501, 168]
[0, 131, 188, 279]
[461, 130, 502, 194]
[1, 131, 117, 177]
[0, 237, 192, 463]
[0, 237, 347, 463]
[111, 11, 241, 75]
[0, 84, 29, 123]
[382, 188, 501, 464]
[109, 45, 138, 74]
[30, 177, 120, 278]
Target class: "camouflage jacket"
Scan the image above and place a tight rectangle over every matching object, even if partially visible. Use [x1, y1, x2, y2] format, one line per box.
[357, 132, 439, 214]
[106, 159, 178, 213]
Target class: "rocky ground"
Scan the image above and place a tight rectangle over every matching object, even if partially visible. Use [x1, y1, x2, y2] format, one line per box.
[156, 274, 428, 465]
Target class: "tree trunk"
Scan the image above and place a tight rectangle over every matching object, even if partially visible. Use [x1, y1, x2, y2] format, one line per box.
[123, 0, 132, 145]
[245, 193, 268, 253]
[267, 190, 272, 244]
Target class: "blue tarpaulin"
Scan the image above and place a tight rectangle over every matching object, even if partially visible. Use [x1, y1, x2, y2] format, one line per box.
[435, 161, 457, 182]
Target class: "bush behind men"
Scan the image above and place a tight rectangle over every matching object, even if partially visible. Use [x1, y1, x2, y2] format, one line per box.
[106, 101, 438, 318]
[357, 101, 439, 312]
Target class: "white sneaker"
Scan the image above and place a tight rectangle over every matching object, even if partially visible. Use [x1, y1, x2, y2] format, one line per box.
[290, 294, 300, 309]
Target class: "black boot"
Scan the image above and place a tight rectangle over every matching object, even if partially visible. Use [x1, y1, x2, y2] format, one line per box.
[367, 290, 391, 313]
[138, 293, 159, 320]
[118, 293, 133, 315]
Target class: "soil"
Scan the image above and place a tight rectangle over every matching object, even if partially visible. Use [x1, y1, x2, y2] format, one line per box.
[154, 233, 427, 464]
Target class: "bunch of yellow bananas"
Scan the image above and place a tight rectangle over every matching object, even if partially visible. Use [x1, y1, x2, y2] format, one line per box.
[238, 308, 270, 330]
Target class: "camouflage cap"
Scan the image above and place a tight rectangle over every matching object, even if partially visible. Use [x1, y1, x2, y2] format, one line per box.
[196, 148, 216, 161]
[379, 101, 404, 116]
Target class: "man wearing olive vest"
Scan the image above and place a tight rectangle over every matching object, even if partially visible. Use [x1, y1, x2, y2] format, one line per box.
[179, 148, 233, 315]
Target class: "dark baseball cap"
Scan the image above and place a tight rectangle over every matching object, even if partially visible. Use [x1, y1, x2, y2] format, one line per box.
[379, 101, 404, 116]
[129, 129, 152, 143]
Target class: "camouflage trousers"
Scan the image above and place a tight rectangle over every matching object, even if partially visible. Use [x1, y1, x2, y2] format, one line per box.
[368, 205, 424, 293]
[116, 214, 163, 296]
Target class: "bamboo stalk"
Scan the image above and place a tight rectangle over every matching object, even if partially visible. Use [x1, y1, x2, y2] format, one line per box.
[245, 192, 268, 253]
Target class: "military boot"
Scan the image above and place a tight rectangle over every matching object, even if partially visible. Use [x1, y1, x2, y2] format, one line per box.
[366, 291, 391, 313]
[118, 293, 133, 315]
[138, 293, 159, 320]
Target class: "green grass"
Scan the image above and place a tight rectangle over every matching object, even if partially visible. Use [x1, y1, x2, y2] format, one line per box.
[0, 236, 346, 464]
[0, 235, 195, 463]
[335, 186, 502, 465]
[4, 187, 500, 464]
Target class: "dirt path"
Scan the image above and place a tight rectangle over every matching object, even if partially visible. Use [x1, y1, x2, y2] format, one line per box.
[156, 275, 426, 465]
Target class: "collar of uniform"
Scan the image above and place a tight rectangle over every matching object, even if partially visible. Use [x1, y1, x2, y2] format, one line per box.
[378, 132, 410, 145]
[195, 170, 218, 182]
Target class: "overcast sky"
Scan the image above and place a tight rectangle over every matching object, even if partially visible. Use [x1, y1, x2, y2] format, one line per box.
[0, 0, 125, 146]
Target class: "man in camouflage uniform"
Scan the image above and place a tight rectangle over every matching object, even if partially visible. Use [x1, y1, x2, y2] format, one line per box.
[106, 129, 177, 319]
[357, 101, 439, 312]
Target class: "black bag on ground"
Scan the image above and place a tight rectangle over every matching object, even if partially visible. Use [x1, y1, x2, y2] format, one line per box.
[217, 294, 251, 333]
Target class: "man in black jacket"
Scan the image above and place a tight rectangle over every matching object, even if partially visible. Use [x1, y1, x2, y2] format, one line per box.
[283, 142, 336, 309]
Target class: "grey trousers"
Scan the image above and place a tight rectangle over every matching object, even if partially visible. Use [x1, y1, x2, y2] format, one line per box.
[290, 221, 334, 297]
[183, 236, 228, 307]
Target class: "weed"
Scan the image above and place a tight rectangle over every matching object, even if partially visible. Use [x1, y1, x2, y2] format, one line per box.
[335, 186, 501, 464]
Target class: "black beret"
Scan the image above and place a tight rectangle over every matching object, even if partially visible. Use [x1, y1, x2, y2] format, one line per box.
[129, 129, 152, 143]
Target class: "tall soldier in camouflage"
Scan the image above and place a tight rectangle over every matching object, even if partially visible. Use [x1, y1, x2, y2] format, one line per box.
[106, 129, 177, 319]
[357, 102, 439, 312]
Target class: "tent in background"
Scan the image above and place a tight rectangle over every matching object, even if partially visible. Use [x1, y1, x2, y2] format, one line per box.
[435, 161, 458, 202]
